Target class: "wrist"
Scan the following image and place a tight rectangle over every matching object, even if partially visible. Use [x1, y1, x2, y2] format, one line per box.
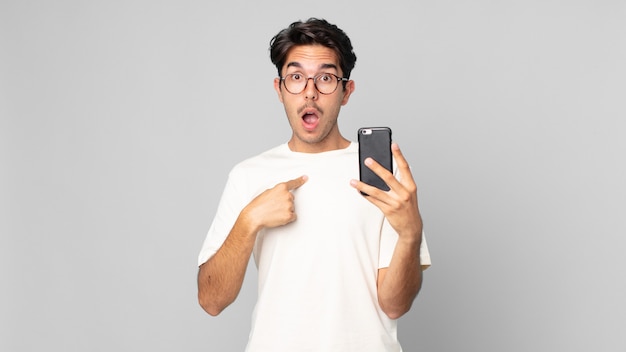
[238, 207, 263, 237]
[396, 228, 423, 246]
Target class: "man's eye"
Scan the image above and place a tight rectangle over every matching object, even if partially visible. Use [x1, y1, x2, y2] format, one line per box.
[318, 74, 332, 82]
[290, 74, 303, 81]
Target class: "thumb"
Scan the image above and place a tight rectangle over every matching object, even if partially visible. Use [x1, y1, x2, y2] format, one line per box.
[284, 175, 308, 191]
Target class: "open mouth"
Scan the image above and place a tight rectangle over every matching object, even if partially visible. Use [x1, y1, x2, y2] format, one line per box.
[301, 110, 320, 131]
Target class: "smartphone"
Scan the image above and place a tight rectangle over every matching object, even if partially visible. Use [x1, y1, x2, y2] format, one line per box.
[358, 127, 392, 194]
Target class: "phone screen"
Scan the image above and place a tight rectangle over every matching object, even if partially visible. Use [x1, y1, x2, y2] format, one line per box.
[358, 127, 392, 193]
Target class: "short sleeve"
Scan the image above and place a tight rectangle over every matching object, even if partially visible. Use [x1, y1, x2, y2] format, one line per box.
[378, 220, 431, 270]
[197, 167, 249, 266]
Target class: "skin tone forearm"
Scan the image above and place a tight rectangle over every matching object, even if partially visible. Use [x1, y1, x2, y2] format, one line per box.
[377, 235, 423, 319]
[197, 212, 258, 316]
[350, 143, 424, 319]
[197, 176, 307, 316]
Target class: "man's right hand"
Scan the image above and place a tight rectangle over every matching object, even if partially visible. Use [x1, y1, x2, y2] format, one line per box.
[197, 175, 308, 316]
[242, 175, 308, 232]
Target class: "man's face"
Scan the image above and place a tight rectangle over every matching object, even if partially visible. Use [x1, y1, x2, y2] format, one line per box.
[274, 44, 355, 153]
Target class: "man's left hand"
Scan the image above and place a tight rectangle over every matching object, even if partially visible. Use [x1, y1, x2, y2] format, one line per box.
[350, 143, 423, 241]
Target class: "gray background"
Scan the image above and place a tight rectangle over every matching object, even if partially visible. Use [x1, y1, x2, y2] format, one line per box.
[2, 1, 625, 351]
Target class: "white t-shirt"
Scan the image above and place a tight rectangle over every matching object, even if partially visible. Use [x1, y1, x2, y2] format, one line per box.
[198, 142, 431, 352]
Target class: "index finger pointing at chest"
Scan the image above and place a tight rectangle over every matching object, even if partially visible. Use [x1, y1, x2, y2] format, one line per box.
[284, 175, 308, 191]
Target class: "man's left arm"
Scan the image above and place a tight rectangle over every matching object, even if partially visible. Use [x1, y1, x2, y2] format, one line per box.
[350, 142, 425, 319]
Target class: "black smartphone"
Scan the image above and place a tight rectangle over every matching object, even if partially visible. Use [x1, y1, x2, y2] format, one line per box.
[358, 127, 392, 194]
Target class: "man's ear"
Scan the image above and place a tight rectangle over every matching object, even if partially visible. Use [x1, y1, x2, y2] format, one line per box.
[341, 80, 355, 106]
[274, 77, 284, 103]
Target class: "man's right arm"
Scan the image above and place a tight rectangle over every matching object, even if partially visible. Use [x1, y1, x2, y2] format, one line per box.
[197, 208, 259, 316]
[197, 175, 307, 316]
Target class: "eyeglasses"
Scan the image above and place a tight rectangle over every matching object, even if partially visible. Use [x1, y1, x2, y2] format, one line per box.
[280, 73, 348, 95]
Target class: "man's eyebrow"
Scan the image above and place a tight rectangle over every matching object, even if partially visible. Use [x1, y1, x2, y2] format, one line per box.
[319, 63, 338, 71]
[285, 62, 339, 71]
[286, 62, 303, 69]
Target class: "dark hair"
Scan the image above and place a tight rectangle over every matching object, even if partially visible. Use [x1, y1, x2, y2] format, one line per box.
[269, 18, 357, 79]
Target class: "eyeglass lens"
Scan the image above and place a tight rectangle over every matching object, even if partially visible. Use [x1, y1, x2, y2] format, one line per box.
[283, 74, 341, 94]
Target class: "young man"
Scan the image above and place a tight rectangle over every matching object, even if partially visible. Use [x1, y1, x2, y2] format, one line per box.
[197, 18, 431, 351]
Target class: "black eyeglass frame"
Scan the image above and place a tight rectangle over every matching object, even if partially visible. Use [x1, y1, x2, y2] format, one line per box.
[279, 73, 349, 95]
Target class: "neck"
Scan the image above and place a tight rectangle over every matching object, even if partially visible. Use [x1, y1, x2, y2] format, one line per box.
[287, 136, 350, 153]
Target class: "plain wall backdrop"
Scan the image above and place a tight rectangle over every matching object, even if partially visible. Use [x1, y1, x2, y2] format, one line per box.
[1, 1, 625, 351]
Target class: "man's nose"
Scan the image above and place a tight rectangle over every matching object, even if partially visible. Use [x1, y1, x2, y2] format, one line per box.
[304, 78, 318, 100]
